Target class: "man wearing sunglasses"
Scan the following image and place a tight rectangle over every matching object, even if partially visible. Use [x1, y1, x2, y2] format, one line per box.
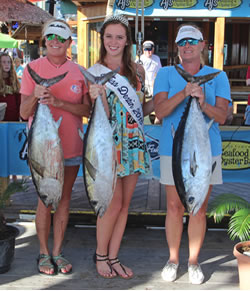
[137, 40, 161, 123]
[154, 24, 231, 285]
[20, 19, 91, 276]
[140, 41, 162, 99]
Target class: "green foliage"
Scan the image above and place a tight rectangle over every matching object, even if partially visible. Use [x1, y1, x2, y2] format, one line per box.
[0, 180, 27, 210]
[208, 193, 250, 242]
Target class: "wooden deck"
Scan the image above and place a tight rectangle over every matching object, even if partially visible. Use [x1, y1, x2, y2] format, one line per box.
[5, 176, 250, 225]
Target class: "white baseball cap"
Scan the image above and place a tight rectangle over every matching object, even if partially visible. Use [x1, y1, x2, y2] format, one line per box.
[143, 40, 154, 50]
[175, 25, 203, 43]
[43, 21, 72, 39]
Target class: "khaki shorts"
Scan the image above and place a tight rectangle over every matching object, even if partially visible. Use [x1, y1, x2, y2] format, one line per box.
[160, 155, 222, 185]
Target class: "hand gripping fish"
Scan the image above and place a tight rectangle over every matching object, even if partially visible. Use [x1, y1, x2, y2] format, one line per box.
[79, 67, 119, 218]
[27, 65, 67, 209]
[172, 65, 221, 215]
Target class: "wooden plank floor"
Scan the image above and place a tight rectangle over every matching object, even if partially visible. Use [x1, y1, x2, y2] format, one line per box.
[5, 176, 250, 221]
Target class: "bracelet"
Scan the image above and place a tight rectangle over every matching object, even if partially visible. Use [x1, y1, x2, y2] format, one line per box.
[202, 102, 207, 112]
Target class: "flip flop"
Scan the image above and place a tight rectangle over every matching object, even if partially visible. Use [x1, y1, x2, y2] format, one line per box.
[94, 252, 117, 279]
[109, 257, 133, 279]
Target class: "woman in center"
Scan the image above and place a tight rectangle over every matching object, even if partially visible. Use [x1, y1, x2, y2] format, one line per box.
[87, 15, 153, 279]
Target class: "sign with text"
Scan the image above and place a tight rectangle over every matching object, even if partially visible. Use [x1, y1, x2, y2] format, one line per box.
[114, 0, 250, 17]
[0, 123, 249, 182]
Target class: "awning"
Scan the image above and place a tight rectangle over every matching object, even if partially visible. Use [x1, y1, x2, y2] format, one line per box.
[11, 24, 43, 40]
[0, 0, 53, 24]
[114, 0, 250, 18]
[0, 32, 18, 48]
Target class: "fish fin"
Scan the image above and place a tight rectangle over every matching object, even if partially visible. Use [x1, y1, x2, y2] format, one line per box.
[81, 66, 119, 86]
[84, 157, 97, 181]
[212, 161, 217, 173]
[195, 71, 221, 85]
[175, 65, 195, 83]
[27, 64, 67, 87]
[207, 118, 214, 130]
[190, 152, 198, 177]
[27, 64, 44, 85]
[78, 128, 84, 140]
[171, 123, 175, 139]
[98, 67, 120, 85]
[79, 66, 97, 84]
[29, 158, 45, 177]
[174, 64, 221, 85]
[46, 72, 68, 87]
[55, 116, 63, 129]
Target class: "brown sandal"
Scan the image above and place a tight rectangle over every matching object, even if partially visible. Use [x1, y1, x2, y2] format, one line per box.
[94, 253, 116, 279]
[109, 257, 133, 279]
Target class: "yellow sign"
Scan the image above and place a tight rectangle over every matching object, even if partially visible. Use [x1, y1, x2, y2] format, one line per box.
[222, 141, 250, 170]
[172, 0, 197, 8]
[129, 0, 154, 8]
[216, 0, 241, 9]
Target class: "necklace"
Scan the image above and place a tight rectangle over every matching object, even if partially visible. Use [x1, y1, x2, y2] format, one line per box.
[47, 57, 68, 69]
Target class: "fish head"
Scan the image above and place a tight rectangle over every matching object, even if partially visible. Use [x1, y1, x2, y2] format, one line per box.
[186, 195, 201, 216]
[91, 199, 107, 218]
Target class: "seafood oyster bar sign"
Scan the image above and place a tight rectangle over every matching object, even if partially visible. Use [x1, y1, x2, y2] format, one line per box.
[114, 0, 250, 17]
[222, 141, 250, 170]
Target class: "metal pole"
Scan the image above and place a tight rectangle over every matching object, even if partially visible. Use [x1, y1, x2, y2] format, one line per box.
[135, 0, 144, 64]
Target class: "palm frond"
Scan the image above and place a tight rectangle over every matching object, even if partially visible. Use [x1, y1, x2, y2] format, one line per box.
[228, 209, 250, 241]
[208, 193, 250, 223]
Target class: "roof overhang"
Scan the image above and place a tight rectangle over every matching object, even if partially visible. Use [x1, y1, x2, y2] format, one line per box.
[11, 24, 43, 40]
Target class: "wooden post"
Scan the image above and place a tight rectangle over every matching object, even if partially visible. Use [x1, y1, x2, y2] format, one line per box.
[77, 9, 85, 67]
[213, 17, 225, 70]
[77, 9, 88, 124]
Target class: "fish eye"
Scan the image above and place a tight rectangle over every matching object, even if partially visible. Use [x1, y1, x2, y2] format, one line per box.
[188, 196, 195, 204]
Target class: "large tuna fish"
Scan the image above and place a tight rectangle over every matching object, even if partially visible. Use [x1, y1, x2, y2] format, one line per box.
[27, 65, 67, 209]
[172, 65, 220, 215]
[79, 67, 118, 217]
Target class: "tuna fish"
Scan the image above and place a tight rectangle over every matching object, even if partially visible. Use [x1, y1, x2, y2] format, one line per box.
[79, 67, 119, 217]
[27, 65, 67, 209]
[172, 65, 220, 215]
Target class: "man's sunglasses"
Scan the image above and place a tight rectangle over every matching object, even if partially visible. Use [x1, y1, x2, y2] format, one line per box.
[46, 34, 67, 43]
[177, 38, 200, 47]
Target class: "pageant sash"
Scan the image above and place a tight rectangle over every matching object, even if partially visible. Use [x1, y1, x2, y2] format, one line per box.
[87, 63, 144, 133]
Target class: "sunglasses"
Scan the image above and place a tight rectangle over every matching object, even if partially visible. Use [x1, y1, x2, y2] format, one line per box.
[177, 38, 200, 47]
[46, 34, 67, 43]
[144, 48, 153, 51]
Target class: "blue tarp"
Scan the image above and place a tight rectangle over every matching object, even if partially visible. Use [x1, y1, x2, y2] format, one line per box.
[0, 122, 249, 182]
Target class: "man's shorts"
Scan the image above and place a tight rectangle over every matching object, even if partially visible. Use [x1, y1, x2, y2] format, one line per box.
[160, 155, 222, 185]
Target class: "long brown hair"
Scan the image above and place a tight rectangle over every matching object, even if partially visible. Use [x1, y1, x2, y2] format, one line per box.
[0, 53, 20, 96]
[98, 16, 137, 88]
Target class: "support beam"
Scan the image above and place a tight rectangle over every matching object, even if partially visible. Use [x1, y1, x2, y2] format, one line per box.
[213, 17, 225, 70]
[77, 9, 85, 67]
